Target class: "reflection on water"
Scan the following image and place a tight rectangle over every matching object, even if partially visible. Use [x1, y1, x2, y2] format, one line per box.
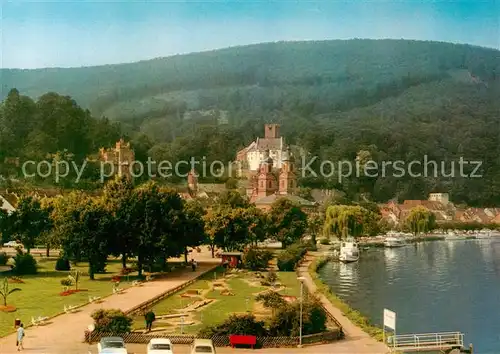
[318, 239, 500, 353]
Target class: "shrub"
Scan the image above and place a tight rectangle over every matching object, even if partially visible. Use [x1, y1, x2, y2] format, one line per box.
[255, 291, 287, 309]
[225, 178, 238, 189]
[277, 242, 308, 271]
[277, 252, 297, 271]
[13, 252, 37, 275]
[198, 313, 268, 338]
[266, 271, 278, 285]
[60, 278, 73, 287]
[55, 257, 71, 271]
[243, 248, 274, 271]
[91, 309, 132, 333]
[0, 252, 9, 266]
[268, 296, 327, 337]
[320, 238, 330, 245]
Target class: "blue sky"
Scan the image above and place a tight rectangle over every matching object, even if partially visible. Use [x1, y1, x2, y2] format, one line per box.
[1, 1, 499, 69]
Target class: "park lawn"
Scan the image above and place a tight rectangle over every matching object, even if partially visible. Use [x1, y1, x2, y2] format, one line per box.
[131, 267, 226, 330]
[132, 269, 302, 335]
[0, 257, 137, 337]
[275, 272, 302, 298]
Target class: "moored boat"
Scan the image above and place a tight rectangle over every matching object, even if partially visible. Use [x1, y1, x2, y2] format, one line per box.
[339, 239, 360, 263]
[445, 231, 467, 240]
[384, 237, 406, 247]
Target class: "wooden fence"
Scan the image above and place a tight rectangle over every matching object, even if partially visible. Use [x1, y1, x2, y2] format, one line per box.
[85, 329, 342, 347]
[125, 265, 218, 316]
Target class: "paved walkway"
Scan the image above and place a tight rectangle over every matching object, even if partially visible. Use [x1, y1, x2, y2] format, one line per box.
[0, 262, 218, 354]
[1, 248, 390, 354]
[296, 251, 389, 354]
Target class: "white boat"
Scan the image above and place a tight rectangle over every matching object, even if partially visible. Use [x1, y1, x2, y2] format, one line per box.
[490, 230, 500, 237]
[339, 239, 360, 263]
[445, 231, 467, 240]
[384, 237, 406, 247]
[475, 229, 491, 239]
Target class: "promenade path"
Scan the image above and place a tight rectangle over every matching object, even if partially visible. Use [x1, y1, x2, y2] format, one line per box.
[1, 248, 389, 354]
[297, 251, 389, 354]
[0, 260, 218, 354]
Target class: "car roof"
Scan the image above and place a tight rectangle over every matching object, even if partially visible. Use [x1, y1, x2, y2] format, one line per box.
[150, 338, 172, 344]
[101, 336, 124, 342]
[193, 339, 213, 345]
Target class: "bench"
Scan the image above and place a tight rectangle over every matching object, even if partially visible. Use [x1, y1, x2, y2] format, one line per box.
[229, 334, 257, 349]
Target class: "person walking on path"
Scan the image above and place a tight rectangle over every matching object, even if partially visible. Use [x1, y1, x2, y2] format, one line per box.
[16, 323, 24, 351]
[191, 259, 196, 271]
[144, 310, 155, 332]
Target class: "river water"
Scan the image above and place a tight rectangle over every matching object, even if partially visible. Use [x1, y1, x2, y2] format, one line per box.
[318, 239, 500, 354]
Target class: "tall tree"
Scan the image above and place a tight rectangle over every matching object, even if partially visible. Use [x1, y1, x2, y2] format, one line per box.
[268, 198, 308, 248]
[60, 197, 112, 279]
[0, 208, 12, 244]
[307, 213, 324, 245]
[405, 206, 437, 236]
[9, 195, 51, 253]
[323, 205, 365, 239]
[102, 176, 137, 268]
[217, 191, 251, 209]
[182, 200, 206, 263]
[128, 183, 185, 276]
[204, 206, 254, 255]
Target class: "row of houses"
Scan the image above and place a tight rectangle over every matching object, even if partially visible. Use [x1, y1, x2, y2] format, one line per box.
[379, 193, 500, 225]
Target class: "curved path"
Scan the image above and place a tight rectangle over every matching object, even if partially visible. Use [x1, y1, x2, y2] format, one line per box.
[297, 251, 389, 354]
[0, 261, 218, 354]
[1, 249, 389, 354]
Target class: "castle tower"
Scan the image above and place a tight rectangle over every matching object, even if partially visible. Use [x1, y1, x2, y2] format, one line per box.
[279, 146, 297, 195]
[264, 123, 280, 139]
[187, 169, 198, 194]
[257, 149, 277, 198]
[116, 139, 134, 179]
[99, 139, 135, 180]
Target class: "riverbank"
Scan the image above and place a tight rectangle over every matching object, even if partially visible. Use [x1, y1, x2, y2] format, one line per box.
[359, 235, 446, 248]
[297, 252, 388, 353]
[306, 254, 384, 339]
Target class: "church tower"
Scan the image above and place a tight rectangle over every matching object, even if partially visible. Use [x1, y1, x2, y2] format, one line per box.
[279, 146, 297, 195]
[257, 149, 277, 198]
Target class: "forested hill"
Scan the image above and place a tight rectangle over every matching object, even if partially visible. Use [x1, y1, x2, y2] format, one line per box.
[1, 39, 500, 206]
[1, 39, 498, 116]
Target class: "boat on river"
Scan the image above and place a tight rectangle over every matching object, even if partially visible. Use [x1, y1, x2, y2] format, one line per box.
[475, 229, 492, 239]
[445, 231, 467, 240]
[339, 239, 360, 263]
[384, 237, 406, 247]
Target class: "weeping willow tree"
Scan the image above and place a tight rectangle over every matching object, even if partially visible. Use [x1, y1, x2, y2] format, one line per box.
[323, 205, 365, 239]
[405, 206, 437, 236]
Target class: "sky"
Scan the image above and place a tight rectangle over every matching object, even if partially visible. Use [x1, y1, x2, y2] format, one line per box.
[1, 0, 499, 69]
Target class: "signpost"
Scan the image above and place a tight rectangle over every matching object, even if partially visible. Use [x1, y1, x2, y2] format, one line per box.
[383, 308, 396, 347]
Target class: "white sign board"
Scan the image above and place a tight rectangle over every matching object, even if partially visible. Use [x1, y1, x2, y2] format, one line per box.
[383, 309, 396, 330]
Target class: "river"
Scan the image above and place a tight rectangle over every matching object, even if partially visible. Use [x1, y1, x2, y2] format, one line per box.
[318, 239, 500, 354]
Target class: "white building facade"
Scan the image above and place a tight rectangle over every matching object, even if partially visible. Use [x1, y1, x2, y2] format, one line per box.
[236, 124, 285, 172]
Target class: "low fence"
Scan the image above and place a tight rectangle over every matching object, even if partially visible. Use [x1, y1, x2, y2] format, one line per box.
[85, 329, 342, 347]
[125, 264, 218, 316]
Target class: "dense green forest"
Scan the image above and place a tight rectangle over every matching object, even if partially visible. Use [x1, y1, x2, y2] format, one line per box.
[1, 39, 499, 205]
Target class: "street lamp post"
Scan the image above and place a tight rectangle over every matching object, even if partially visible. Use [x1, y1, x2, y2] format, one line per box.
[297, 276, 306, 348]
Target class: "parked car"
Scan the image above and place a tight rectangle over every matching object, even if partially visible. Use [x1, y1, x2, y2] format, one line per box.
[147, 338, 173, 354]
[3, 241, 21, 248]
[97, 336, 127, 353]
[190, 339, 216, 353]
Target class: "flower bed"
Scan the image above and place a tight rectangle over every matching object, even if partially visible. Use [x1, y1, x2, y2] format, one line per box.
[8, 277, 24, 284]
[59, 289, 88, 296]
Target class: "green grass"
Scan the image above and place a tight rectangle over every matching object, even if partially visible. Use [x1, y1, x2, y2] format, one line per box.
[0, 257, 138, 337]
[132, 268, 302, 334]
[308, 257, 384, 341]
